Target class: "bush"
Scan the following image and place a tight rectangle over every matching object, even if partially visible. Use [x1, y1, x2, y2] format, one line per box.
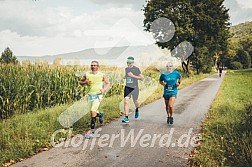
[235, 49, 251, 69]
[230, 61, 243, 70]
[202, 63, 213, 73]
[0, 47, 18, 64]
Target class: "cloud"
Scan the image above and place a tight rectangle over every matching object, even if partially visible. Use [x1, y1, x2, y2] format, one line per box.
[0, 29, 116, 56]
[0, 0, 102, 38]
[224, 0, 252, 25]
[0, 1, 73, 37]
[236, 0, 252, 8]
[88, 0, 146, 10]
[0, 1, 152, 56]
[1, 0, 251, 57]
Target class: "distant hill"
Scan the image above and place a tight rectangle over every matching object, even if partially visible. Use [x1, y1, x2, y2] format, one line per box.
[18, 46, 134, 64]
[17, 22, 252, 66]
[230, 21, 252, 40]
[17, 44, 171, 67]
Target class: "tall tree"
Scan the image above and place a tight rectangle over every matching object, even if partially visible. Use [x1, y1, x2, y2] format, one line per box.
[235, 48, 251, 69]
[0, 47, 18, 64]
[143, 0, 230, 74]
[223, 39, 239, 68]
[240, 35, 252, 64]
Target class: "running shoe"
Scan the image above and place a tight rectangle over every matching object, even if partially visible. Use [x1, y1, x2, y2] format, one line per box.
[122, 117, 129, 123]
[85, 130, 94, 139]
[170, 117, 174, 124]
[135, 108, 139, 119]
[167, 117, 170, 124]
[99, 112, 104, 124]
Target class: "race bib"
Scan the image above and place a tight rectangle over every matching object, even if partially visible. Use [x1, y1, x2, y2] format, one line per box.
[167, 85, 174, 91]
[126, 77, 133, 84]
[88, 94, 99, 101]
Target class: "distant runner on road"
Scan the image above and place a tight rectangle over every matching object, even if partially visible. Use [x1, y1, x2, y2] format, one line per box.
[159, 62, 182, 124]
[219, 67, 223, 77]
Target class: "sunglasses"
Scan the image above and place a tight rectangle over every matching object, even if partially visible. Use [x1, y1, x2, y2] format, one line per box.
[91, 65, 98, 66]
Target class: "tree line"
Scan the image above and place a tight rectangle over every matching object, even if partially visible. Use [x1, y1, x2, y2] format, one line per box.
[222, 22, 252, 70]
[143, 0, 251, 73]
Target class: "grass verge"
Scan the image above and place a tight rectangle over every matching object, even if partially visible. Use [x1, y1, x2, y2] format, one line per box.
[0, 95, 123, 166]
[191, 69, 252, 167]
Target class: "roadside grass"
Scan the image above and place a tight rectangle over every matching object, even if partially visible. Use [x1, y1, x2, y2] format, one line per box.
[0, 105, 67, 165]
[0, 68, 214, 166]
[191, 69, 252, 167]
[0, 95, 123, 166]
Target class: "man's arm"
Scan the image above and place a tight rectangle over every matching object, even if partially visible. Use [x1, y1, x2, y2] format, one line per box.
[79, 74, 91, 85]
[159, 80, 166, 86]
[101, 74, 110, 94]
[127, 72, 144, 81]
[127, 68, 144, 81]
[159, 74, 166, 86]
[136, 68, 144, 81]
[79, 75, 86, 85]
[176, 75, 182, 86]
[137, 73, 144, 81]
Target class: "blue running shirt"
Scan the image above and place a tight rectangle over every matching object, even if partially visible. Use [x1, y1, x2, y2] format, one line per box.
[159, 70, 182, 95]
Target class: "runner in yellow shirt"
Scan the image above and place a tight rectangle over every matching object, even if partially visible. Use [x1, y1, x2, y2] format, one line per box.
[80, 61, 110, 138]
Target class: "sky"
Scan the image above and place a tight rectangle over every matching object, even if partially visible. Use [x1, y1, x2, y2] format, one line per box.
[0, 0, 252, 57]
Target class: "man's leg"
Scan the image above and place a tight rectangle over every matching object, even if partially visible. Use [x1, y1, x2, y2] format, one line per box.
[133, 100, 140, 110]
[85, 109, 97, 139]
[133, 100, 140, 108]
[122, 87, 131, 123]
[123, 96, 130, 121]
[133, 88, 140, 119]
[122, 96, 130, 123]
[91, 96, 103, 127]
[86, 98, 100, 138]
[133, 100, 140, 119]
[164, 98, 170, 124]
[168, 97, 176, 124]
[164, 97, 170, 116]
[91, 111, 97, 130]
[95, 95, 104, 124]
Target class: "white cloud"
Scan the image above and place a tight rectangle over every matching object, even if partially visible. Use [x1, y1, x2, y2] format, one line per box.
[0, 1, 152, 56]
[0, 1, 74, 36]
[1, 0, 251, 57]
[224, 0, 252, 25]
[88, 0, 145, 10]
[236, 0, 252, 8]
[0, 29, 114, 56]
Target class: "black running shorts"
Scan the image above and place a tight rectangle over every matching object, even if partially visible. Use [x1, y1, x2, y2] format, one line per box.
[163, 94, 177, 100]
[124, 86, 139, 101]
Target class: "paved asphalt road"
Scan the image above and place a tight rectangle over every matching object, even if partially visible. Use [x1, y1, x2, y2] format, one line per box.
[12, 72, 225, 167]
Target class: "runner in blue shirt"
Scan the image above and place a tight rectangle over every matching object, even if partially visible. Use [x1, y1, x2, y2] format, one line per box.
[159, 62, 182, 124]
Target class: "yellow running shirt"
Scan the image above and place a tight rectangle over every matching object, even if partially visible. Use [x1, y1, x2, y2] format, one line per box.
[86, 71, 104, 95]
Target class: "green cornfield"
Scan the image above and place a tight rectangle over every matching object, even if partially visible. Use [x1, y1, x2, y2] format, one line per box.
[0, 63, 160, 120]
[0, 64, 87, 119]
